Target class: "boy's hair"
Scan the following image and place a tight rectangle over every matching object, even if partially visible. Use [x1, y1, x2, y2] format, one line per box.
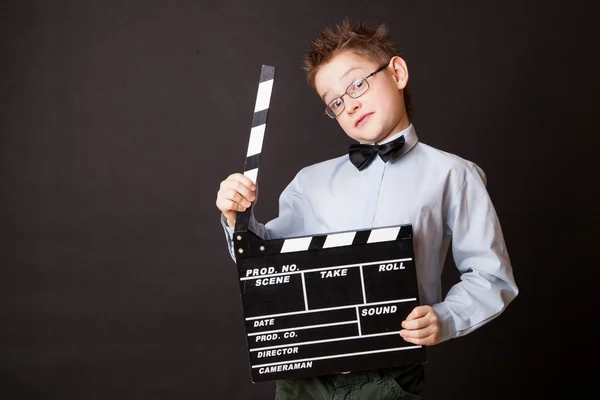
[303, 18, 413, 121]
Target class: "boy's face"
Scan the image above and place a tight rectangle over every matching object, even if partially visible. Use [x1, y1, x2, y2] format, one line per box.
[314, 51, 409, 144]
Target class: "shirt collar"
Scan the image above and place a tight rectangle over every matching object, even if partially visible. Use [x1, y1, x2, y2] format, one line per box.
[378, 123, 419, 162]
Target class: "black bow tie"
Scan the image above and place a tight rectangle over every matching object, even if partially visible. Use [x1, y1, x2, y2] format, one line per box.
[348, 135, 406, 171]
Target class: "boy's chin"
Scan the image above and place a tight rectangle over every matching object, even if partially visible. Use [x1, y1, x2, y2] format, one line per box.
[348, 131, 389, 144]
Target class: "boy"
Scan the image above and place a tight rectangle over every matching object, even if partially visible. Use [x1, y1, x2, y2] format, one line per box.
[216, 19, 518, 399]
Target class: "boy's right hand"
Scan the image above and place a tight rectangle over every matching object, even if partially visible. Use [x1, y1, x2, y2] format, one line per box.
[216, 173, 257, 228]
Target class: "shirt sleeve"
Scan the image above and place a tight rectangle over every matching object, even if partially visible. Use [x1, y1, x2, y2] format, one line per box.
[263, 170, 309, 239]
[432, 163, 519, 343]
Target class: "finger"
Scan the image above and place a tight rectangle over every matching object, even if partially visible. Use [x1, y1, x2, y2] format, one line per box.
[216, 196, 248, 213]
[216, 189, 246, 212]
[222, 188, 253, 208]
[226, 173, 257, 192]
[399, 325, 435, 340]
[401, 317, 430, 330]
[399, 331, 438, 346]
[224, 199, 248, 212]
[221, 180, 257, 203]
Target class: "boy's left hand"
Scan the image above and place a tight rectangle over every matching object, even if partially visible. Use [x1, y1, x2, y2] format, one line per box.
[399, 305, 441, 346]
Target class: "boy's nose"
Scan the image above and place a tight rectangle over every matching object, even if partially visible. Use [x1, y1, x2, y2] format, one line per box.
[344, 97, 361, 115]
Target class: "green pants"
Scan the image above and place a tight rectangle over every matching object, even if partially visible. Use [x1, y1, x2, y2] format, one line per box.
[275, 365, 424, 400]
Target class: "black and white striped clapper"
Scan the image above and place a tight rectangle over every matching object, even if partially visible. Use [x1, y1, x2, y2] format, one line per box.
[233, 65, 425, 383]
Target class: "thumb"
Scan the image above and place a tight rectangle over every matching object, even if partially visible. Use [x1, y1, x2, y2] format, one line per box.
[405, 305, 428, 321]
[223, 211, 237, 227]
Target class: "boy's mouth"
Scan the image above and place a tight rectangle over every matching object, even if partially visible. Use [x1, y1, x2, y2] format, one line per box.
[355, 112, 374, 128]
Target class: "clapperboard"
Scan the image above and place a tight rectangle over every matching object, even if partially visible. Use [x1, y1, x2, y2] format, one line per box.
[233, 65, 426, 383]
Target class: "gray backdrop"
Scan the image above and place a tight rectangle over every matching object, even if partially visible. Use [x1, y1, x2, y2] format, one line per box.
[1, 0, 596, 399]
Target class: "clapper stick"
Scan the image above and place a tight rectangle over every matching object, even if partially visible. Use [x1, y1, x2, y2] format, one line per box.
[235, 65, 275, 235]
[232, 65, 425, 383]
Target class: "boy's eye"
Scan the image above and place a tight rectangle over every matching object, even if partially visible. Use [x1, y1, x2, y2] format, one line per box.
[332, 98, 343, 108]
[352, 79, 365, 89]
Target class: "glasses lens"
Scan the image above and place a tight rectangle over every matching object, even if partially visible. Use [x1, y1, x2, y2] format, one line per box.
[325, 98, 344, 118]
[348, 78, 369, 98]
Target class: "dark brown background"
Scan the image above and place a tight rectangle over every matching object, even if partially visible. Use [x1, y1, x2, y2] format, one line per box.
[1, 0, 596, 398]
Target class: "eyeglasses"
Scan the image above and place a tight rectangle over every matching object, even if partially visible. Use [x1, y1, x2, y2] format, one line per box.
[324, 62, 389, 118]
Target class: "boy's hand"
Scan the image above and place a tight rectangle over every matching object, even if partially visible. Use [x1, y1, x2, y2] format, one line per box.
[399, 305, 441, 346]
[216, 173, 257, 227]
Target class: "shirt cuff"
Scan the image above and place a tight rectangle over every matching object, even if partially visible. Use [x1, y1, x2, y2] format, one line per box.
[220, 214, 235, 236]
[432, 302, 457, 343]
[220, 214, 236, 261]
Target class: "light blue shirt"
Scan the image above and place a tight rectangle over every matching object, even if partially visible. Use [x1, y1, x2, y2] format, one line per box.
[222, 124, 518, 343]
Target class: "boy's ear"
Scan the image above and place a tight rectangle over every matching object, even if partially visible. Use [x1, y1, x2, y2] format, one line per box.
[389, 56, 409, 90]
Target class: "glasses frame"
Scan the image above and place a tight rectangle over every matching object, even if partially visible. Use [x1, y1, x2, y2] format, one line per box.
[324, 62, 390, 119]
